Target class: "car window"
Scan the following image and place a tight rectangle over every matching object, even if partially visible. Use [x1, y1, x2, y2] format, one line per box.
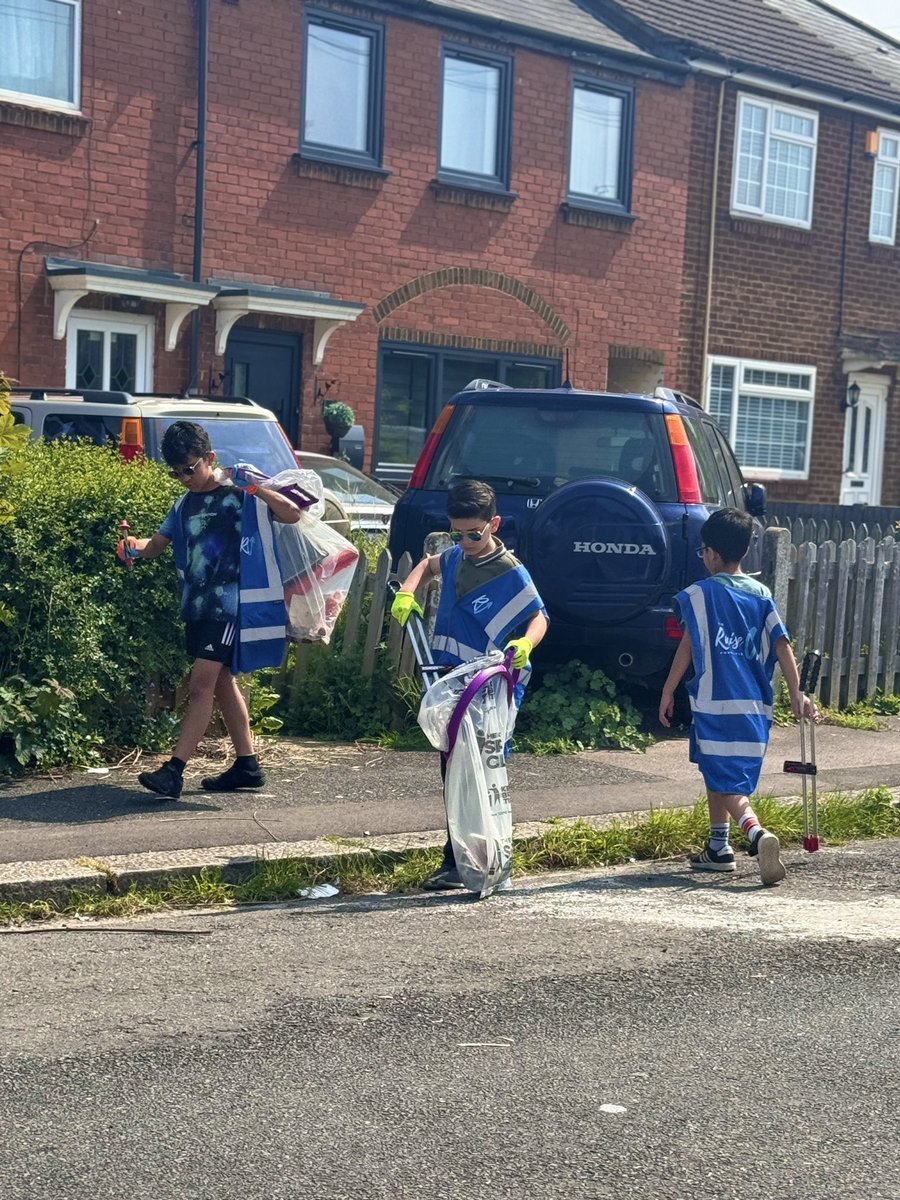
[706, 425, 747, 508]
[145, 417, 297, 478]
[42, 413, 122, 447]
[309, 461, 397, 505]
[425, 403, 677, 500]
[681, 418, 722, 505]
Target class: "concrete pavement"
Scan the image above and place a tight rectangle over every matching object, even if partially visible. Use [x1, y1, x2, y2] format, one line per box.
[1, 719, 898, 902]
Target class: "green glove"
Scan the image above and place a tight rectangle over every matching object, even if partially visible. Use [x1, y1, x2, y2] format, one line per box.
[390, 592, 424, 626]
[506, 636, 534, 669]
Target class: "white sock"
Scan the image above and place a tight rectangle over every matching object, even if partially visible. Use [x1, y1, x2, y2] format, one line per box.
[709, 823, 731, 853]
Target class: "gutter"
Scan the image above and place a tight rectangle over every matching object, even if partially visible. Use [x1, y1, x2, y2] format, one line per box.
[690, 57, 900, 123]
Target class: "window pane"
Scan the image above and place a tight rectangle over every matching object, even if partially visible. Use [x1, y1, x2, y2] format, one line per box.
[881, 135, 899, 160]
[765, 138, 813, 222]
[377, 353, 430, 472]
[708, 363, 735, 431]
[682, 419, 722, 504]
[505, 364, 553, 389]
[109, 332, 137, 392]
[736, 103, 766, 209]
[569, 87, 622, 200]
[441, 57, 500, 177]
[735, 392, 809, 472]
[1, 0, 75, 103]
[870, 161, 898, 241]
[304, 23, 370, 152]
[442, 357, 500, 402]
[773, 109, 814, 139]
[75, 328, 103, 389]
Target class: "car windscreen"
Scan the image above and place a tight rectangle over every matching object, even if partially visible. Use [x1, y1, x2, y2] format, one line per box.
[425, 403, 677, 501]
[309, 462, 397, 506]
[146, 417, 297, 478]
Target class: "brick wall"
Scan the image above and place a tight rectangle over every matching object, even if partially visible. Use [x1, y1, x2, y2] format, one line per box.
[1, 0, 692, 466]
[680, 78, 900, 505]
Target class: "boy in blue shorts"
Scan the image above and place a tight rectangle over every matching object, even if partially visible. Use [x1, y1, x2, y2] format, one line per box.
[117, 420, 301, 800]
[659, 507, 816, 886]
[391, 479, 548, 890]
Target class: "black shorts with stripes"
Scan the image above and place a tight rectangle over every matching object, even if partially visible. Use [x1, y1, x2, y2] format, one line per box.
[185, 620, 236, 665]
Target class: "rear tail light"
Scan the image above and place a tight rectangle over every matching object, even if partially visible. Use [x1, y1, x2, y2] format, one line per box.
[664, 414, 702, 504]
[409, 405, 454, 490]
[118, 417, 144, 463]
[664, 615, 683, 640]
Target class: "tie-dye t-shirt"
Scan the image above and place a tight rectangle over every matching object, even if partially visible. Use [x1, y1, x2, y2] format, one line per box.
[160, 486, 242, 623]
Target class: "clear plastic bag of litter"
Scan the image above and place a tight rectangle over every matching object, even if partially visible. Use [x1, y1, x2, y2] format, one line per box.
[417, 653, 519, 898]
[222, 464, 359, 644]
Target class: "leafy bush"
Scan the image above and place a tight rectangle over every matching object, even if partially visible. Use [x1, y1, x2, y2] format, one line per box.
[279, 645, 397, 740]
[0, 438, 188, 768]
[516, 659, 653, 753]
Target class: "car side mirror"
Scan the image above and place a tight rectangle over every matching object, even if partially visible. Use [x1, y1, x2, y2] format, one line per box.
[745, 482, 766, 517]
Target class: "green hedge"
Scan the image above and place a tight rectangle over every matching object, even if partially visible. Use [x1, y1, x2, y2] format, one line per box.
[0, 439, 187, 769]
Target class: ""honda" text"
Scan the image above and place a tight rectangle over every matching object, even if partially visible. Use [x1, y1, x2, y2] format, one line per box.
[572, 541, 657, 555]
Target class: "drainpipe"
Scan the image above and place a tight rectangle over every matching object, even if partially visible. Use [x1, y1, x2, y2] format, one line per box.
[187, 0, 209, 395]
[700, 80, 725, 405]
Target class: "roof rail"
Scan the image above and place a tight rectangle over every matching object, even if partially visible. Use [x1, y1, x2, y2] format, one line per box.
[462, 378, 511, 391]
[13, 388, 136, 404]
[654, 386, 702, 410]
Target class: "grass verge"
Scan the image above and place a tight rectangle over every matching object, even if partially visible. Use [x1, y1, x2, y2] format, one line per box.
[1, 786, 897, 927]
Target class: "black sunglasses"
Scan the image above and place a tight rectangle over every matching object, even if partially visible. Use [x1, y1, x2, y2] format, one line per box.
[449, 522, 491, 543]
[169, 457, 204, 479]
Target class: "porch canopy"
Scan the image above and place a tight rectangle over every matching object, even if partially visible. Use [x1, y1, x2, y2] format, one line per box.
[210, 281, 365, 363]
[45, 257, 219, 351]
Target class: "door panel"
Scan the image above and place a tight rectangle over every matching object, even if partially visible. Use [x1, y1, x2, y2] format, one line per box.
[841, 377, 887, 505]
[224, 329, 302, 444]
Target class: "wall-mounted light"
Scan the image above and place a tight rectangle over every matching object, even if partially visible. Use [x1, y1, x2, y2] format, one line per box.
[864, 129, 880, 159]
[841, 381, 861, 412]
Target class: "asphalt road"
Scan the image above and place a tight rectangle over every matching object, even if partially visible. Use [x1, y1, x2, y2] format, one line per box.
[1, 839, 898, 1199]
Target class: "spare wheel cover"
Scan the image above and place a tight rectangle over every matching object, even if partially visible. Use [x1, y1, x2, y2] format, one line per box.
[521, 479, 671, 624]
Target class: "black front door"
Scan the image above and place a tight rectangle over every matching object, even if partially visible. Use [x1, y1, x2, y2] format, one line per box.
[224, 329, 302, 443]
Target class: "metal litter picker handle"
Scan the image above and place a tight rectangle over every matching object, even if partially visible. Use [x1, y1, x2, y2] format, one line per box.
[782, 650, 821, 853]
[387, 579, 444, 691]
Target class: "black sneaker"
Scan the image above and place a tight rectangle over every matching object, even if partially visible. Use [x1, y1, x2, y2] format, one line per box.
[689, 843, 736, 873]
[200, 762, 266, 792]
[748, 830, 786, 886]
[421, 867, 465, 892]
[137, 763, 183, 800]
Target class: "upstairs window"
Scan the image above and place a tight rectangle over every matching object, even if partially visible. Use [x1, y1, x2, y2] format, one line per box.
[438, 46, 511, 191]
[707, 356, 816, 480]
[301, 10, 384, 168]
[567, 79, 634, 214]
[732, 95, 818, 228]
[869, 128, 899, 245]
[1, 0, 80, 109]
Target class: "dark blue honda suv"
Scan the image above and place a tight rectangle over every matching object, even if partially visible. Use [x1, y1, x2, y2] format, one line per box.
[388, 382, 767, 686]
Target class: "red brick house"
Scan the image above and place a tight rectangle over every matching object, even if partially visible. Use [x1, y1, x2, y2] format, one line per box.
[596, 0, 900, 507]
[0, 0, 694, 482]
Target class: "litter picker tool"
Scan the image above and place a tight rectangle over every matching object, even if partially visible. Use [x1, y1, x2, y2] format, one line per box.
[387, 579, 444, 690]
[783, 649, 821, 853]
[117, 519, 137, 569]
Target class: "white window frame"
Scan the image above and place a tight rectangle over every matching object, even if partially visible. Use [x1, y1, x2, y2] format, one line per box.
[869, 127, 900, 246]
[705, 355, 817, 482]
[0, 0, 82, 112]
[65, 313, 155, 392]
[731, 94, 818, 230]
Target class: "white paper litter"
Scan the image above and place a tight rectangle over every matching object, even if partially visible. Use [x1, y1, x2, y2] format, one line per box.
[297, 883, 340, 899]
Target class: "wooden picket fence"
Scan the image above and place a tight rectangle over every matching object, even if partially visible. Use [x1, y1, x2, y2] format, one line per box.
[766, 511, 900, 546]
[284, 530, 900, 710]
[779, 534, 900, 706]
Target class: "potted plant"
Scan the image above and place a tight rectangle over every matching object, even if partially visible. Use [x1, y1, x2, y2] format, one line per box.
[323, 401, 355, 452]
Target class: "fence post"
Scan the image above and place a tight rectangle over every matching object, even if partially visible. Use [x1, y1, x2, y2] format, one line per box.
[361, 549, 391, 677]
[761, 526, 791, 617]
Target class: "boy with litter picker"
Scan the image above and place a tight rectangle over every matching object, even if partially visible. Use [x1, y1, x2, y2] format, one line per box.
[658, 507, 817, 885]
[117, 420, 302, 800]
[390, 479, 548, 891]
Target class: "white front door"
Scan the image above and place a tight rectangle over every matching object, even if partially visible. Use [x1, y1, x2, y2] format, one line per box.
[65, 313, 154, 392]
[840, 374, 888, 505]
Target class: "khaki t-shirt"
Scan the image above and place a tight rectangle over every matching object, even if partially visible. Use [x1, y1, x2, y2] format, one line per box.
[452, 538, 520, 599]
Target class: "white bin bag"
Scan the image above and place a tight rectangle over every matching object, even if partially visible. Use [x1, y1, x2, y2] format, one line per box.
[418, 653, 519, 899]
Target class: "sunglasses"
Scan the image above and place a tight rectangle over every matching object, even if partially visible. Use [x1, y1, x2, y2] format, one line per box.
[169, 457, 205, 479]
[449, 522, 492, 543]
